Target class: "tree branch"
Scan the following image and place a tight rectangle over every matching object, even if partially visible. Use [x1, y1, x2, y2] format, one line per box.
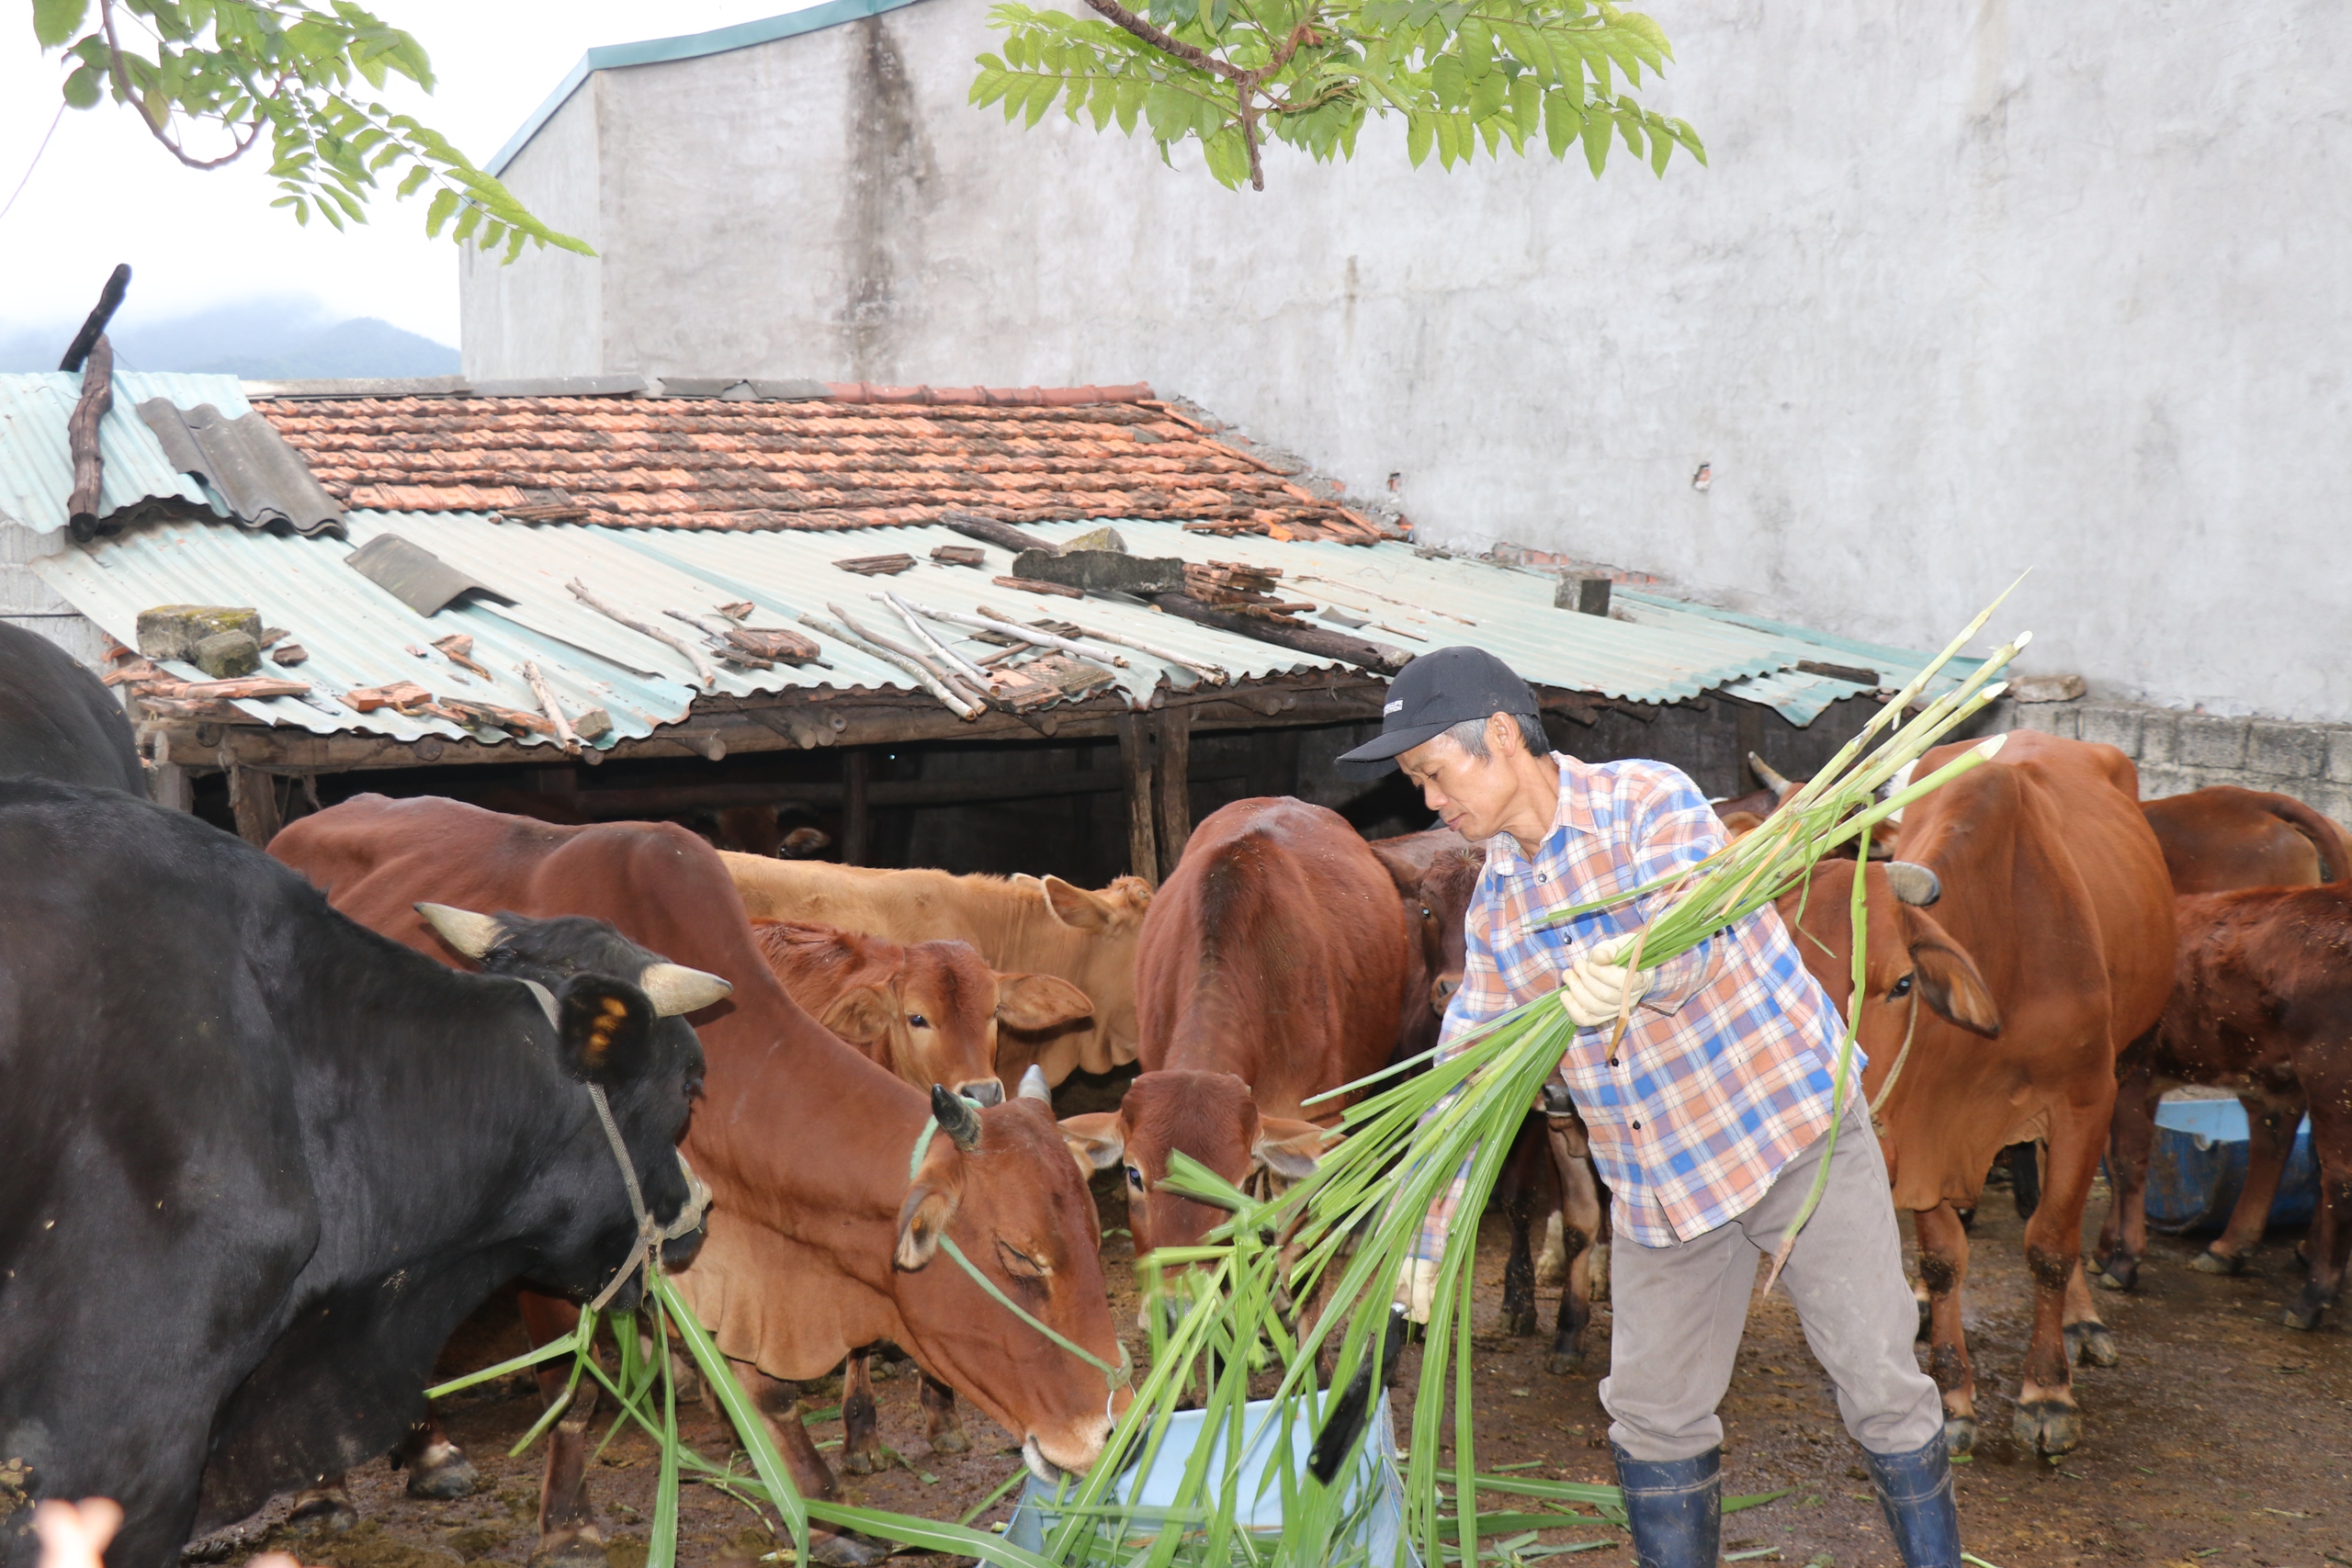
[99, 0, 265, 171]
[1080, 0, 1246, 81]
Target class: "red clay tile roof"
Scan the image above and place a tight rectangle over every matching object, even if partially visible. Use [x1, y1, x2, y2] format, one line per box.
[253, 387, 1389, 542]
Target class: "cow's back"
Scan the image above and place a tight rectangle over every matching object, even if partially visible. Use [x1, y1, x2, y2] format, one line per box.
[2143, 785, 2352, 893]
[1136, 796, 1412, 1117]
[0, 621, 143, 795]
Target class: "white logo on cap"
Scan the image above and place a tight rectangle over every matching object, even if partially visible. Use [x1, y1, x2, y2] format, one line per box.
[1383, 700, 1403, 715]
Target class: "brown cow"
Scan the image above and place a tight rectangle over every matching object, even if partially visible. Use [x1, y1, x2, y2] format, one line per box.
[746, 919, 1091, 1107]
[1779, 732, 2174, 1457]
[1364, 825, 1484, 1062]
[2091, 787, 2349, 1288]
[2141, 784, 2352, 893]
[270, 798, 1125, 1568]
[725, 853, 1150, 1087]
[745, 918, 1090, 1470]
[2098, 882, 2352, 1329]
[1056, 798, 1415, 1265]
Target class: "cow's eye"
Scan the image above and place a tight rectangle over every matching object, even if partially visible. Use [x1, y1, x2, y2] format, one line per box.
[997, 1239, 1046, 1279]
[1889, 975, 1915, 999]
[1125, 1164, 1147, 1190]
[907, 1013, 931, 1029]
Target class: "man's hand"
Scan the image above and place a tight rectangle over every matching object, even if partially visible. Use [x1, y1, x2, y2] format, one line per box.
[1559, 935, 1653, 1028]
[1395, 1257, 1441, 1325]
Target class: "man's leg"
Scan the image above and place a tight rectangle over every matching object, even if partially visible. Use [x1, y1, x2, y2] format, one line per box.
[1745, 1102, 1958, 1566]
[1598, 1210, 1756, 1567]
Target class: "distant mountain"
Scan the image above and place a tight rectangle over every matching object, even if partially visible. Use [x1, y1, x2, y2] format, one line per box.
[0, 296, 458, 378]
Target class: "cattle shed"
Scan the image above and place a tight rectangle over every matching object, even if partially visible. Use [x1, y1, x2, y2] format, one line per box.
[0, 370, 1978, 882]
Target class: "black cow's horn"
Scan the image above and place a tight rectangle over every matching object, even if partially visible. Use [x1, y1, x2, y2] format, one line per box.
[1885, 861, 1942, 907]
[1017, 1064, 1053, 1103]
[639, 963, 731, 1017]
[416, 903, 503, 960]
[933, 1083, 983, 1151]
[1747, 751, 1797, 802]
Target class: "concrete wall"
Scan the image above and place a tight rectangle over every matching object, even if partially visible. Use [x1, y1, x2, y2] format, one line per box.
[464, 0, 2351, 723]
[0, 523, 107, 668]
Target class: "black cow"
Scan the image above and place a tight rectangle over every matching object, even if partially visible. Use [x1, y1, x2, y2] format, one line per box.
[0, 780, 722, 1568]
[0, 622, 142, 794]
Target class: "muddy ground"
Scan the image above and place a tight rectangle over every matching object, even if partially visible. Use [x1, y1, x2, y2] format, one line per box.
[209, 1169, 2349, 1568]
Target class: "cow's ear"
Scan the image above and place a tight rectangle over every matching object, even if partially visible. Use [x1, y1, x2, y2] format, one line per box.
[1907, 932, 2000, 1038]
[820, 985, 896, 1044]
[1365, 842, 1424, 899]
[894, 1179, 963, 1270]
[554, 975, 658, 1085]
[1252, 1117, 1331, 1182]
[1039, 876, 1116, 933]
[996, 973, 1096, 1031]
[1058, 1111, 1126, 1176]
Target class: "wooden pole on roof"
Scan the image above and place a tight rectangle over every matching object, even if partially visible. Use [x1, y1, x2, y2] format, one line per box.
[62, 265, 130, 540]
[1117, 711, 1159, 886]
[1155, 705, 1192, 880]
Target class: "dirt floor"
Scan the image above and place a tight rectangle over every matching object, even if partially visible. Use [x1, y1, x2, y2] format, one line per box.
[203, 1169, 2350, 1568]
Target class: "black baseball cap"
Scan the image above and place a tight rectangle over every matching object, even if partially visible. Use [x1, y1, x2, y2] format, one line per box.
[1336, 645, 1540, 776]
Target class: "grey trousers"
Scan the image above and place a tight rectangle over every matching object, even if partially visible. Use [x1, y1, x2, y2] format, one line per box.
[1599, 1099, 1945, 1462]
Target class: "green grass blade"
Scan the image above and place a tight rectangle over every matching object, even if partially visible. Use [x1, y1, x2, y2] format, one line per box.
[654, 1274, 809, 1562]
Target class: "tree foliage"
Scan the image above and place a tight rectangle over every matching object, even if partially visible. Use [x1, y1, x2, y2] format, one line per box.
[970, 0, 1703, 190]
[28, 0, 585, 259]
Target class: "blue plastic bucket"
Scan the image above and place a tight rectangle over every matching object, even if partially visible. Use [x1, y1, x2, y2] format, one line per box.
[2143, 1097, 2319, 1235]
[1004, 1393, 1419, 1566]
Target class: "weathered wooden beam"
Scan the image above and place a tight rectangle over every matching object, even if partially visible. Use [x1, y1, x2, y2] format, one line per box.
[66, 335, 114, 538]
[1117, 711, 1158, 886]
[59, 265, 130, 372]
[1148, 592, 1410, 674]
[224, 758, 281, 847]
[1155, 705, 1192, 880]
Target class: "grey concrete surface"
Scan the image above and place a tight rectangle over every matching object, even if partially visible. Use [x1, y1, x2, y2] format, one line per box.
[462, 0, 2350, 723]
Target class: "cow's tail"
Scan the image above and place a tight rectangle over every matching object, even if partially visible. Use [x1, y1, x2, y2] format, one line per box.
[1307, 1303, 1408, 1484]
[2262, 793, 2352, 884]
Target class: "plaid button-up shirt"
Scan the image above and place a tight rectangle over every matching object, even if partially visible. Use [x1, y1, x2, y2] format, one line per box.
[1414, 754, 1852, 1253]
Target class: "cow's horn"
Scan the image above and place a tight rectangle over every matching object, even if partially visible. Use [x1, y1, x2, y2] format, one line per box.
[1747, 751, 1797, 802]
[1017, 1064, 1052, 1103]
[416, 903, 504, 960]
[1885, 861, 1942, 907]
[932, 1083, 983, 1151]
[639, 963, 732, 1017]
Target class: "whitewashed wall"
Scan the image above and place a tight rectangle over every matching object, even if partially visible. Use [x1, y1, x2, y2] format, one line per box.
[464, 0, 2352, 721]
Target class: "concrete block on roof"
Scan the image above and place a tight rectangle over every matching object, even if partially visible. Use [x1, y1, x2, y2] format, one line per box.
[2177, 714, 2249, 771]
[2326, 728, 2352, 784]
[138, 604, 261, 661]
[2247, 720, 2325, 779]
[2074, 704, 2143, 756]
[192, 630, 260, 679]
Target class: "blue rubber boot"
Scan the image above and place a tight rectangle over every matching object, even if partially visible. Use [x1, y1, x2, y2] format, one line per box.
[1609, 1445, 1721, 1568]
[1861, 1433, 1963, 1567]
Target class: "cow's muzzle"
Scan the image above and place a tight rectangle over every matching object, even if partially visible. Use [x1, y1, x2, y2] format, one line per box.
[956, 1077, 1006, 1107]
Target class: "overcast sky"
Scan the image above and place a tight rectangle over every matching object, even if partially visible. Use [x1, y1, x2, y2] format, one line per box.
[0, 2, 819, 348]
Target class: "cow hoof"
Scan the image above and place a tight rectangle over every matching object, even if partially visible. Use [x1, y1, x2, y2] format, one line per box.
[930, 1427, 970, 1455]
[405, 1450, 479, 1501]
[1502, 1304, 1537, 1337]
[526, 1528, 607, 1568]
[2281, 1290, 2326, 1332]
[288, 1493, 356, 1535]
[2090, 1254, 2136, 1292]
[1546, 1347, 1585, 1377]
[1942, 1416, 1976, 1457]
[2192, 1248, 2248, 1276]
[2066, 1323, 2119, 1368]
[2012, 1399, 2080, 1457]
[808, 1530, 890, 1567]
[841, 1448, 877, 1476]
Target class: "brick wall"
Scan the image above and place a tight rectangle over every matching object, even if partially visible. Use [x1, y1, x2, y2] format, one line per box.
[1987, 699, 2352, 822]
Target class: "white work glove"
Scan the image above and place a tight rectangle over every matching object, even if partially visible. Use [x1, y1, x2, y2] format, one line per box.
[1395, 1257, 1441, 1325]
[1559, 935, 1653, 1029]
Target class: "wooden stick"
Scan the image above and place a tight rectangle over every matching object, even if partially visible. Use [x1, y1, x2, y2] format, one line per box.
[519, 659, 582, 753]
[893, 594, 1131, 670]
[1059, 620, 1227, 686]
[831, 603, 983, 705]
[799, 611, 982, 721]
[66, 335, 113, 537]
[131, 676, 312, 701]
[1149, 592, 1410, 674]
[566, 578, 718, 688]
[876, 591, 995, 684]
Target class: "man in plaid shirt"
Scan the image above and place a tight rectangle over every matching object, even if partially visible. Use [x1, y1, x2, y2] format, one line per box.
[1339, 647, 1959, 1568]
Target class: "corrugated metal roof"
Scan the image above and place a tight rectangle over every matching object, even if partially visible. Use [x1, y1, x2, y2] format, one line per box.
[0, 372, 242, 535]
[29, 513, 1981, 749]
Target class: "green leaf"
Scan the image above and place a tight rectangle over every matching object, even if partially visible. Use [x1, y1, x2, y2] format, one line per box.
[1579, 104, 1610, 175]
[424, 185, 458, 237]
[395, 162, 432, 197]
[1430, 51, 1467, 110]
[62, 62, 104, 108]
[1468, 66, 1506, 121]
[33, 0, 89, 50]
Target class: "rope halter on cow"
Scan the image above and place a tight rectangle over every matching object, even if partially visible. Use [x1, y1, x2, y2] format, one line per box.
[907, 1077, 1134, 1402]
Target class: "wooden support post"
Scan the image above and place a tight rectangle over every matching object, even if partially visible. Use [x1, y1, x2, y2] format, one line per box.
[223, 758, 281, 847]
[1267, 727, 1301, 801]
[149, 762, 192, 813]
[1117, 712, 1159, 886]
[842, 748, 871, 866]
[1154, 706, 1192, 881]
[65, 335, 114, 538]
